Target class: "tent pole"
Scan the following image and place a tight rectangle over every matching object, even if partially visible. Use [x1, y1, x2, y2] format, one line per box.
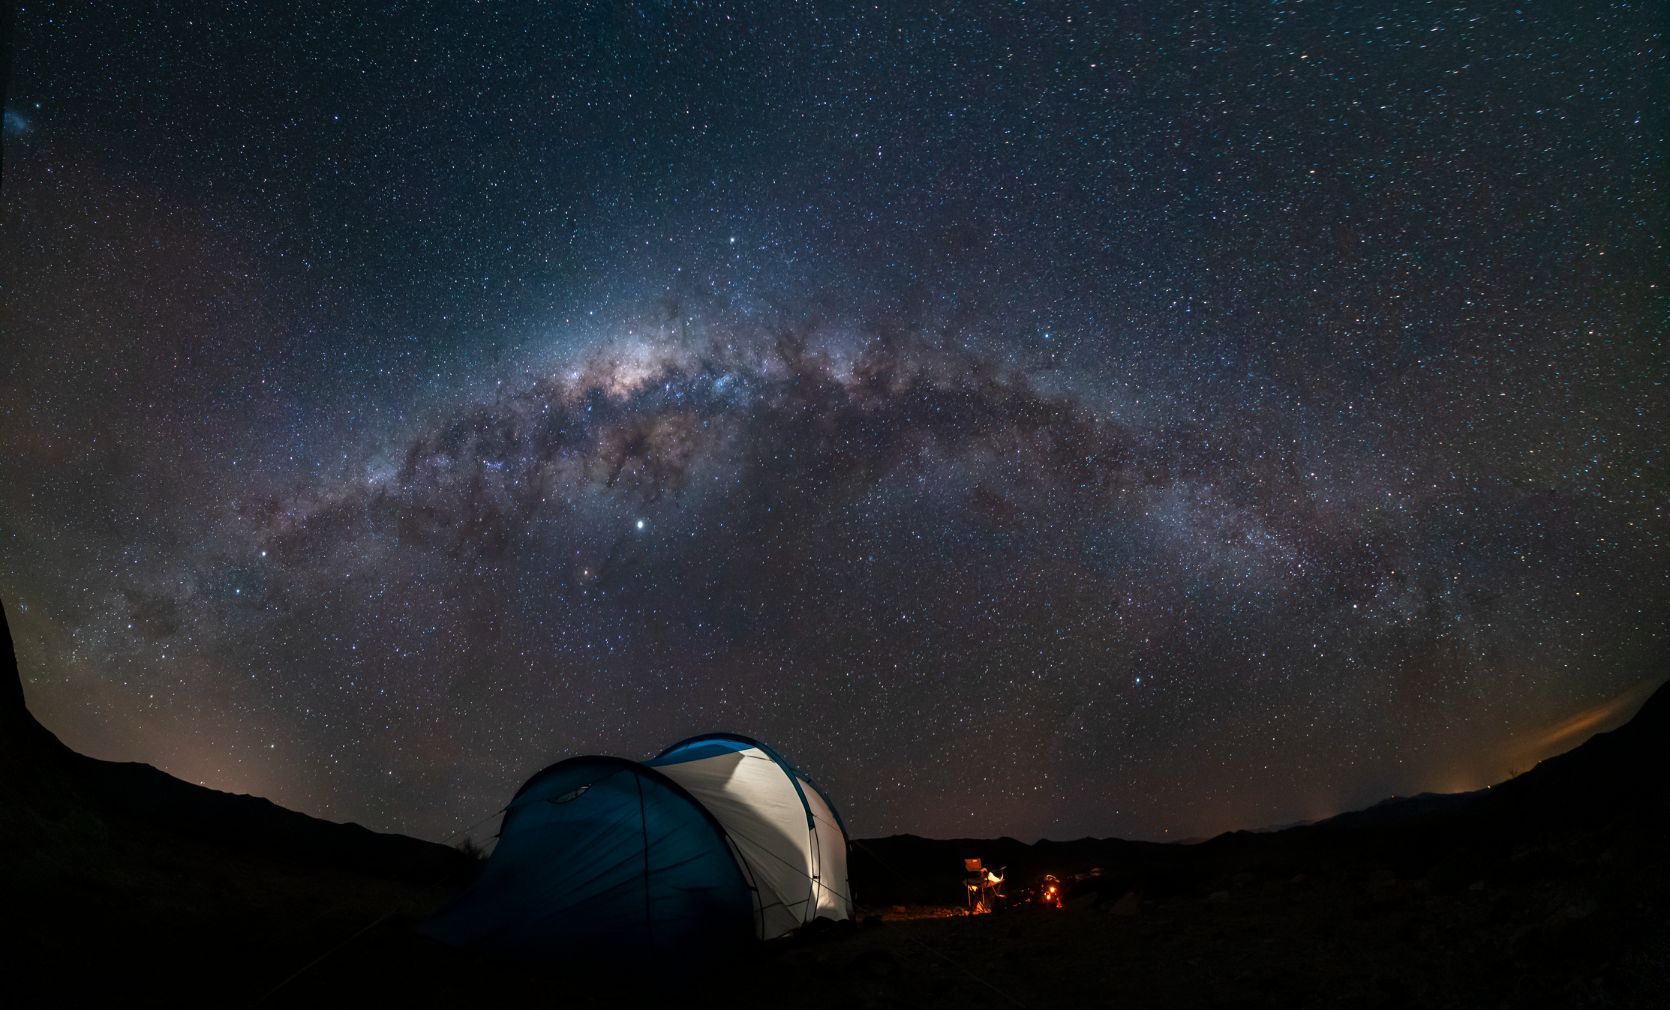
[636, 774, 652, 946]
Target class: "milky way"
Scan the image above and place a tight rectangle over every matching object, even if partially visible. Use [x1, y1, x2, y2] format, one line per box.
[1, 4, 1663, 842]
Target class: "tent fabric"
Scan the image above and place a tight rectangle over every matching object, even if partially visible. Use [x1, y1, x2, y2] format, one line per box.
[648, 733, 852, 938]
[800, 776, 852, 920]
[648, 738, 817, 939]
[421, 736, 850, 960]
[420, 756, 755, 959]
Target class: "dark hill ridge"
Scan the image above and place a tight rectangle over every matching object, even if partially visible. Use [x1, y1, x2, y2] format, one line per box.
[849, 676, 1669, 905]
[1, 597, 473, 1006]
[5, 587, 1661, 895]
[0, 598, 469, 882]
[3, 590, 1666, 1007]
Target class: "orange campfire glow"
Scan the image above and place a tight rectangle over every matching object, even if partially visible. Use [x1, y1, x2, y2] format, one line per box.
[1040, 874, 1063, 908]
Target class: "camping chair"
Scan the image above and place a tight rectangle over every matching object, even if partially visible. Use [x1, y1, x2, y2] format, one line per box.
[963, 858, 984, 913]
[962, 858, 1007, 914]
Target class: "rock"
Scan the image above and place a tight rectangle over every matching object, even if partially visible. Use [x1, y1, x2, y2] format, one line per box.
[1558, 897, 1597, 922]
[1207, 890, 1231, 903]
[1110, 891, 1141, 917]
[1376, 974, 1412, 1002]
[849, 947, 898, 978]
[1514, 896, 1604, 955]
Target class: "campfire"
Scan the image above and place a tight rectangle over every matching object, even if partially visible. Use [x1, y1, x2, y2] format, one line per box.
[1039, 874, 1063, 909]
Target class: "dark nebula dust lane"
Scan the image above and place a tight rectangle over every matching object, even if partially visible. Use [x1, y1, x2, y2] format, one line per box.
[0, 4, 1664, 843]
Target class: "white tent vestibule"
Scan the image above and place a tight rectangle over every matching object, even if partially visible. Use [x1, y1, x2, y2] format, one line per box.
[648, 735, 853, 939]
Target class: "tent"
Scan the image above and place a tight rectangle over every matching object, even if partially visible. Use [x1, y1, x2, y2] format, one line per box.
[648, 734, 852, 936]
[423, 734, 850, 959]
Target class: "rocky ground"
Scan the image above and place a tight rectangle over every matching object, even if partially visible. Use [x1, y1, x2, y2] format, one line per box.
[271, 814, 1667, 1010]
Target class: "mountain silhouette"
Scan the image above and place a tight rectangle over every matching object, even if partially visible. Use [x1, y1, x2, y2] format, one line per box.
[3, 592, 1664, 1007]
[0, 598, 468, 880]
[0, 597, 471, 1006]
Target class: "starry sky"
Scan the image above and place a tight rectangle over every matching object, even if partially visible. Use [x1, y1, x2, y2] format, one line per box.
[1, 3, 1664, 844]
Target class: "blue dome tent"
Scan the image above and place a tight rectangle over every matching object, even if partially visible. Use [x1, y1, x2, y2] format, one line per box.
[423, 736, 850, 959]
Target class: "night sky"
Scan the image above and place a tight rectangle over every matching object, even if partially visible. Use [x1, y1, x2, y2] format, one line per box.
[1, 3, 1664, 844]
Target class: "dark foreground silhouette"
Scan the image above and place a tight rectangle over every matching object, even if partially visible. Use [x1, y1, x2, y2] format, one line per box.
[2, 597, 1664, 1008]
